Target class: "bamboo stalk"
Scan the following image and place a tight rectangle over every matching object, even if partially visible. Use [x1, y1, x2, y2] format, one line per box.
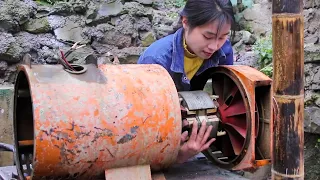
[272, 0, 304, 179]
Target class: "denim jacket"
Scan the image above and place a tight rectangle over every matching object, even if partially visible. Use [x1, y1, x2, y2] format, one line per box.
[137, 28, 234, 91]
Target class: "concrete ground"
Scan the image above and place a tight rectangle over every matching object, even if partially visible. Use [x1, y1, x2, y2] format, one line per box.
[161, 159, 248, 180]
[0, 160, 249, 180]
[161, 154, 271, 180]
[0, 156, 272, 180]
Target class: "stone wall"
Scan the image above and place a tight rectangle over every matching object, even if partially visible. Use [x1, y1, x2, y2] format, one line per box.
[0, 0, 182, 83]
[303, 0, 320, 134]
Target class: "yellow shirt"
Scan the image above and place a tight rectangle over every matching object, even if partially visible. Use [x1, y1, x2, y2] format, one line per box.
[183, 38, 204, 80]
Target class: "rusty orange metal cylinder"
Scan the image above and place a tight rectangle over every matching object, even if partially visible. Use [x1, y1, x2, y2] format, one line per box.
[13, 63, 182, 179]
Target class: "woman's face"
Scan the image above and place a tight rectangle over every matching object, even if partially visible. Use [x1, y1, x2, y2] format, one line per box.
[182, 17, 231, 59]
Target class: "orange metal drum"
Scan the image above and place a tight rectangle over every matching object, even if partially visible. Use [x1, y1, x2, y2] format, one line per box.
[13, 63, 181, 179]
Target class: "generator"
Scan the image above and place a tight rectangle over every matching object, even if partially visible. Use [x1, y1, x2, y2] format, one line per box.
[0, 55, 273, 180]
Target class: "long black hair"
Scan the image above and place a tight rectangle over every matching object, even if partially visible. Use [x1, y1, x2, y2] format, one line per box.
[172, 0, 236, 39]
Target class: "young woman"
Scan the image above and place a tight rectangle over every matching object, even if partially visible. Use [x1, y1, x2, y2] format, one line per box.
[137, 0, 235, 164]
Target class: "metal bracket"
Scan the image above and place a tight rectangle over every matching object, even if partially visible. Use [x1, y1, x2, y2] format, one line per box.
[85, 54, 98, 68]
[179, 91, 220, 138]
[64, 64, 88, 74]
[22, 54, 32, 69]
[0, 143, 14, 152]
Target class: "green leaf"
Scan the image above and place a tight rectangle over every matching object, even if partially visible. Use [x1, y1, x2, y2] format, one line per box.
[252, 35, 273, 70]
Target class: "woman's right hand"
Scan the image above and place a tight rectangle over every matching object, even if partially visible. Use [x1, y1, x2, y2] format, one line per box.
[175, 119, 216, 164]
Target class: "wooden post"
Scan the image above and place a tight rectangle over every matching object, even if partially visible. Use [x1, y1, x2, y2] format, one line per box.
[272, 0, 304, 179]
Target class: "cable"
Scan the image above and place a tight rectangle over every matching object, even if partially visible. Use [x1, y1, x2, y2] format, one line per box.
[0, 143, 14, 152]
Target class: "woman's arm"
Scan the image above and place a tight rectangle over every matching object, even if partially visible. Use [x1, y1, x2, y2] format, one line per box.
[225, 46, 234, 65]
[137, 55, 158, 64]
[219, 39, 234, 65]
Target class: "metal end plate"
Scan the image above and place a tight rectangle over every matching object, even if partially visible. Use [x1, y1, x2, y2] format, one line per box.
[178, 91, 216, 110]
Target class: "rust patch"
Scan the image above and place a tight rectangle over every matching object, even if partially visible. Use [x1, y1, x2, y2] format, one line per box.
[157, 135, 163, 143]
[117, 126, 139, 144]
[130, 126, 139, 134]
[92, 127, 113, 143]
[117, 134, 137, 144]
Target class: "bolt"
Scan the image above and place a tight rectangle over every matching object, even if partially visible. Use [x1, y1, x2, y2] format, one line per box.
[217, 131, 226, 136]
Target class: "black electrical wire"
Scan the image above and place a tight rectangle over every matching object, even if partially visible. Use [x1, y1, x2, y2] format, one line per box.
[0, 143, 14, 152]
